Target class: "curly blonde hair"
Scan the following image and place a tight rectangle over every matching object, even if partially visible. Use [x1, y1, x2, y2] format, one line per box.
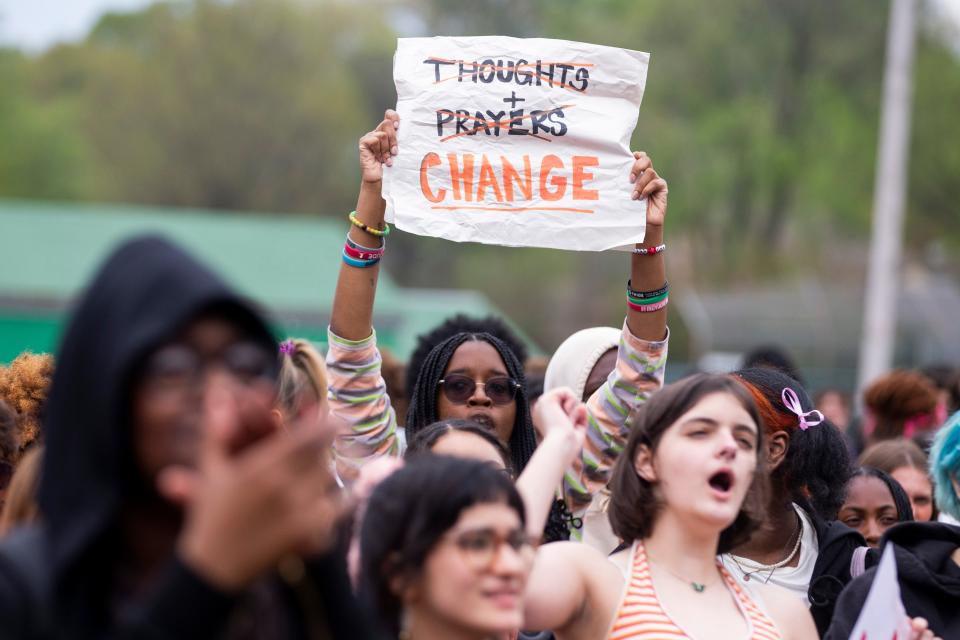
[0, 352, 55, 452]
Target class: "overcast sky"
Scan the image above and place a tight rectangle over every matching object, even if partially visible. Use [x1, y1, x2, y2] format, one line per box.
[1, 0, 959, 53]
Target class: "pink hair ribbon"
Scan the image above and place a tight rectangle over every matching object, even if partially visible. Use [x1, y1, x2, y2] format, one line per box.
[781, 387, 825, 431]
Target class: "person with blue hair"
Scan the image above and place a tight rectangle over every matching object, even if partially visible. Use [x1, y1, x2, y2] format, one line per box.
[931, 411, 960, 522]
[826, 412, 960, 639]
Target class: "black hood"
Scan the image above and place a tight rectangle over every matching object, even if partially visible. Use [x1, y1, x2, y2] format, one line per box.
[38, 235, 276, 584]
[880, 521, 960, 597]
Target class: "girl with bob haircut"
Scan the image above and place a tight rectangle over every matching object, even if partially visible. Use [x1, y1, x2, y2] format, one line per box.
[359, 455, 533, 639]
[520, 373, 816, 640]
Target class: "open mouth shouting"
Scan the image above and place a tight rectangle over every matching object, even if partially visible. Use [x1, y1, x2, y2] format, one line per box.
[708, 468, 735, 500]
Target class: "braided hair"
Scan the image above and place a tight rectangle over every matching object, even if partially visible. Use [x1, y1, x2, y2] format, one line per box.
[406, 332, 572, 542]
[848, 467, 915, 523]
[405, 314, 529, 401]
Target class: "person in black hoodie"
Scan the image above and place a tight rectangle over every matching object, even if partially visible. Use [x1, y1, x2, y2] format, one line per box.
[720, 368, 866, 636]
[826, 412, 960, 640]
[0, 236, 382, 640]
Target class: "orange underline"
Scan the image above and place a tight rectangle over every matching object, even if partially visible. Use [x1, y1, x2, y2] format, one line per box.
[431, 205, 594, 214]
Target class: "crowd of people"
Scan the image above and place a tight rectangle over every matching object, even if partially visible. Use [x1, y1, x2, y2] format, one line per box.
[0, 110, 957, 639]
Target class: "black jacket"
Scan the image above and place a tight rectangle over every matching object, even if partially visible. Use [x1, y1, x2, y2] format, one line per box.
[801, 502, 872, 637]
[824, 521, 960, 640]
[0, 236, 381, 640]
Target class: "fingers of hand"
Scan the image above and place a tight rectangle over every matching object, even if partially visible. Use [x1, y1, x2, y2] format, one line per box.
[376, 114, 399, 157]
[201, 384, 240, 467]
[633, 169, 659, 200]
[240, 425, 326, 480]
[384, 108, 400, 129]
[360, 131, 392, 167]
[642, 177, 668, 199]
[558, 392, 580, 418]
[372, 131, 393, 167]
[629, 152, 651, 184]
[572, 405, 589, 431]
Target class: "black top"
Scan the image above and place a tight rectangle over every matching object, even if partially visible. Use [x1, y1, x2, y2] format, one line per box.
[0, 236, 382, 639]
[800, 501, 871, 637]
[824, 521, 960, 640]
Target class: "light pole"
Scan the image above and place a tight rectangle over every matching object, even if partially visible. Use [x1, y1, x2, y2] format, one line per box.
[857, 0, 918, 396]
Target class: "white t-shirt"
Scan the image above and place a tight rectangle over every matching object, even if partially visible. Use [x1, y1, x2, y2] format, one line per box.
[720, 503, 818, 607]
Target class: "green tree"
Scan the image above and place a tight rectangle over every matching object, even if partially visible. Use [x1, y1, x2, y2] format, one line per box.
[0, 49, 90, 200]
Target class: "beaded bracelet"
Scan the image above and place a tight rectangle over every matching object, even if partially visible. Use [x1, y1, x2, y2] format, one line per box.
[632, 243, 666, 255]
[342, 252, 381, 268]
[343, 242, 384, 262]
[627, 281, 669, 300]
[627, 297, 669, 313]
[349, 211, 390, 237]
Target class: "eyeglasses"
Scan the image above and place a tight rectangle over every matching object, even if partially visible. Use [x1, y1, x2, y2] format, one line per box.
[141, 341, 279, 391]
[437, 374, 520, 405]
[445, 527, 536, 572]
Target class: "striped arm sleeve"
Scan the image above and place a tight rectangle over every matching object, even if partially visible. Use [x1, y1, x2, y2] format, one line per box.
[564, 321, 668, 516]
[326, 328, 399, 483]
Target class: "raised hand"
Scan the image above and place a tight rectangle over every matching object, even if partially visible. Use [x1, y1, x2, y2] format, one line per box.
[629, 151, 668, 228]
[162, 383, 344, 590]
[533, 387, 588, 464]
[358, 109, 400, 185]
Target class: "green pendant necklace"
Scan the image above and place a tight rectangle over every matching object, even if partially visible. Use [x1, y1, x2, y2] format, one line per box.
[651, 560, 716, 593]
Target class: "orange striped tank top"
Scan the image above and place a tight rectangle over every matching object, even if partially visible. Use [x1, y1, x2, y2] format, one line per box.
[607, 541, 782, 640]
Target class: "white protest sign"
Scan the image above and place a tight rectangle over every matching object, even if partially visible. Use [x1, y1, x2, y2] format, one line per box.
[382, 36, 649, 252]
[848, 545, 912, 640]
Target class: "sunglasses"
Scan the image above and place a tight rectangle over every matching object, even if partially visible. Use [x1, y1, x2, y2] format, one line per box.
[436, 373, 520, 405]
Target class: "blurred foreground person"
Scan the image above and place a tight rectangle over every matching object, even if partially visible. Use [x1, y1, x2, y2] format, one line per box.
[0, 237, 380, 640]
[826, 412, 960, 639]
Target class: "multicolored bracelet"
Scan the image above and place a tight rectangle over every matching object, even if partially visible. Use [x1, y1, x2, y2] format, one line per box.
[349, 211, 390, 237]
[629, 291, 668, 306]
[346, 236, 384, 252]
[632, 243, 666, 255]
[627, 281, 669, 300]
[343, 242, 384, 262]
[627, 297, 669, 313]
[342, 251, 381, 268]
